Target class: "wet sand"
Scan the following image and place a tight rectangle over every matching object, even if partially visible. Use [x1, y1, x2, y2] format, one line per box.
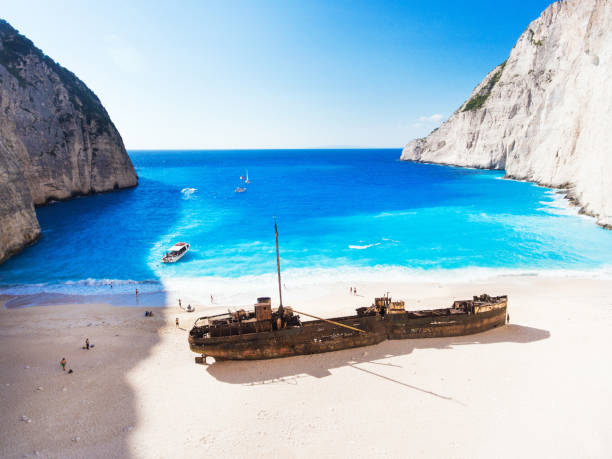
[1, 277, 611, 458]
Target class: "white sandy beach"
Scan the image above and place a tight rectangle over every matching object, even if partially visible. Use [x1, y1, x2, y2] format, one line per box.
[1, 276, 611, 458]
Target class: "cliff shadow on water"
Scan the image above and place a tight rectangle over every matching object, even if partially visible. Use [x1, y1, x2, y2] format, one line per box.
[205, 324, 550, 389]
[0, 175, 182, 308]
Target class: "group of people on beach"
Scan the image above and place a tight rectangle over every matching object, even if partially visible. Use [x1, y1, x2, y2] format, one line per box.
[59, 337, 92, 373]
[349, 287, 358, 295]
[178, 299, 195, 312]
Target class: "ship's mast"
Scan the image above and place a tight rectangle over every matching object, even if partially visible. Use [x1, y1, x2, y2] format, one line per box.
[274, 217, 283, 307]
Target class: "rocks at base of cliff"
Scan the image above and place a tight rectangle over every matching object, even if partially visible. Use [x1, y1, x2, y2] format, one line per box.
[401, 0, 612, 228]
[0, 19, 138, 263]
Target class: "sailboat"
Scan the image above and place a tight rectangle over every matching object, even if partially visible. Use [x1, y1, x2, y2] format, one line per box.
[236, 169, 248, 192]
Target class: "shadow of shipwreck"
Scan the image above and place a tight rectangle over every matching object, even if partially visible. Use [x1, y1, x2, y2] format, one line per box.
[206, 324, 550, 386]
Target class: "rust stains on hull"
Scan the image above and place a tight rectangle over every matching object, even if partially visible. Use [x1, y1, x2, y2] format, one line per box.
[189, 296, 507, 361]
[386, 307, 506, 340]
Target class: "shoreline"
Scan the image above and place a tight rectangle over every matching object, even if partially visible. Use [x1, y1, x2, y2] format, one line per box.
[399, 158, 612, 230]
[3, 264, 612, 310]
[2, 275, 612, 457]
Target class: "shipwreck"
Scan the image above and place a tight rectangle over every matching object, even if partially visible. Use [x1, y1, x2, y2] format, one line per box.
[189, 220, 508, 361]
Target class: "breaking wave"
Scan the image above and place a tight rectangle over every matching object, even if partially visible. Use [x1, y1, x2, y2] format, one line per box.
[3, 264, 612, 308]
[0, 278, 163, 296]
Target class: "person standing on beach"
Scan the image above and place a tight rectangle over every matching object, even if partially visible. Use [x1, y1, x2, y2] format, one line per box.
[60, 358, 66, 371]
[210, 295, 214, 304]
[110, 281, 113, 289]
[176, 318, 179, 328]
[85, 338, 90, 350]
[135, 288, 139, 296]
[178, 299, 182, 308]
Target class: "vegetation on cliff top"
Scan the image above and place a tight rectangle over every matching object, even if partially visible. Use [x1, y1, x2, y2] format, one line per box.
[462, 60, 507, 112]
[0, 19, 112, 135]
[0, 20, 32, 85]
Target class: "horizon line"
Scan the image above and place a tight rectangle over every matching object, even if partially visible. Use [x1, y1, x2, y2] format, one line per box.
[126, 146, 404, 151]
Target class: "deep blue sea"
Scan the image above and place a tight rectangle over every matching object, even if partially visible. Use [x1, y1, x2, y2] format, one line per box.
[2, 149, 612, 306]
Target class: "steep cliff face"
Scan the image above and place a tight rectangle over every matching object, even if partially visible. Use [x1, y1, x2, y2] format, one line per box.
[0, 20, 138, 263]
[0, 138, 40, 261]
[401, 0, 612, 228]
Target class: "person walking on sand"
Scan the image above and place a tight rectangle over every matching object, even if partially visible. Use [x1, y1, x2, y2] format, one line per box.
[178, 298, 182, 308]
[60, 357, 67, 371]
[176, 317, 179, 328]
[85, 338, 90, 350]
[210, 295, 214, 304]
[135, 288, 139, 296]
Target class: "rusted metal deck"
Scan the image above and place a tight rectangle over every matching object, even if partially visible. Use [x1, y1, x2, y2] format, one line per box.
[189, 295, 508, 361]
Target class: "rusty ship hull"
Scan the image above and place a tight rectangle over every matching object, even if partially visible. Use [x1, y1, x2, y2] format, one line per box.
[189, 295, 507, 361]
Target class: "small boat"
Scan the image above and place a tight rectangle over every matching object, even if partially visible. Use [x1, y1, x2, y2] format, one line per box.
[161, 242, 190, 263]
[235, 187, 246, 193]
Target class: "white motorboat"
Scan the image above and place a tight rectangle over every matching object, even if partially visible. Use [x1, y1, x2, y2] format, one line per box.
[161, 242, 190, 263]
[235, 187, 246, 193]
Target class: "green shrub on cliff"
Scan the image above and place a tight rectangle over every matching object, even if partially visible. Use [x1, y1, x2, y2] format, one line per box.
[462, 60, 506, 112]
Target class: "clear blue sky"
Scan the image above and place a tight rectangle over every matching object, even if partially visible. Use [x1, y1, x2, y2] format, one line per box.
[3, 1, 553, 149]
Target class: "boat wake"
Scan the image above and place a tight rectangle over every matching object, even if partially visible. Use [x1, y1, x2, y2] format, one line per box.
[349, 243, 381, 250]
[181, 187, 197, 199]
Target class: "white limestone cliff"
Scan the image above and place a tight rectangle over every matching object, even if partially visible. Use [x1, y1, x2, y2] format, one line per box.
[401, 0, 612, 228]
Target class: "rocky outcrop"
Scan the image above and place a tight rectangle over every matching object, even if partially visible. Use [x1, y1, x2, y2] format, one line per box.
[0, 20, 138, 263]
[401, 0, 612, 228]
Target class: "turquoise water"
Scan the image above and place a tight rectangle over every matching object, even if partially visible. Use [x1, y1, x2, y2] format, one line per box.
[1, 149, 612, 303]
